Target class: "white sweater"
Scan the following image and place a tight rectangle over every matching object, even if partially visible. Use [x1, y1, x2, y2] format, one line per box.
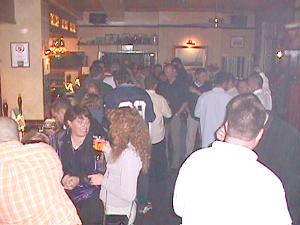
[100, 143, 142, 208]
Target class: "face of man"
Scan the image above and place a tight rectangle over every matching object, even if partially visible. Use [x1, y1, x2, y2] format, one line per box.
[164, 66, 176, 82]
[51, 108, 66, 127]
[238, 81, 249, 94]
[195, 72, 207, 84]
[247, 79, 257, 92]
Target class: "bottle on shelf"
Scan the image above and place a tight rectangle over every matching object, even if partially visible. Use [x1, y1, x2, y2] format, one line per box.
[18, 94, 22, 115]
[3, 101, 8, 117]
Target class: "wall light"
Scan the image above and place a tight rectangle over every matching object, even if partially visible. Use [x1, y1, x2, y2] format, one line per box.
[276, 50, 284, 60]
[186, 39, 196, 46]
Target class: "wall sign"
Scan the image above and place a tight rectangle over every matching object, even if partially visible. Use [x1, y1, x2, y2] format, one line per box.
[230, 36, 245, 48]
[10, 42, 30, 68]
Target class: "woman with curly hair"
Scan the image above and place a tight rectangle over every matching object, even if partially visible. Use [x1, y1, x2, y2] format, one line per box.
[88, 107, 151, 224]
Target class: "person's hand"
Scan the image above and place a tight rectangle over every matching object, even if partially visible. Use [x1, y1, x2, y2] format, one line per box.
[103, 141, 112, 154]
[68, 176, 80, 190]
[62, 175, 79, 190]
[88, 173, 104, 186]
[216, 125, 226, 141]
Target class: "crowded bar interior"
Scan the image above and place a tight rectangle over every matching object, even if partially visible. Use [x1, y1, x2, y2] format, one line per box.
[0, 0, 300, 225]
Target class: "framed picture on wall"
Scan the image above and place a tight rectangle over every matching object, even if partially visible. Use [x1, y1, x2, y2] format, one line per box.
[230, 37, 244, 48]
[174, 46, 207, 67]
[10, 42, 30, 68]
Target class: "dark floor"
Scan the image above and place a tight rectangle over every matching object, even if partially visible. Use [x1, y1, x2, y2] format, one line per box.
[135, 169, 181, 225]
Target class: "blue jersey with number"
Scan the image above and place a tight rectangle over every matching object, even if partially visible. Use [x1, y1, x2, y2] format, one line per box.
[104, 84, 156, 123]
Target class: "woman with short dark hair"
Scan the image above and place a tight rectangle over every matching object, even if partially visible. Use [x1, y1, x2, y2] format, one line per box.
[60, 105, 105, 225]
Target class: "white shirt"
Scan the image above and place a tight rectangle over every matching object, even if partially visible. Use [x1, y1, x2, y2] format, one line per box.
[259, 72, 271, 94]
[254, 88, 272, 111]
[103, 75, 116, 88]
[194, 87, 232, 147]
[100, 143, 142, 208]
[173, 141, 292, 225]
[146, 90, 172, 144]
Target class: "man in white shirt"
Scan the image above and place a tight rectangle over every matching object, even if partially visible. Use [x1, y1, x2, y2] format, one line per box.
[173, 94, 292, 225]
[145, 76, 172, 180]
[248, 73, 272, 110]
[194, 71, 232, 147]
[254, 66, 271, 94]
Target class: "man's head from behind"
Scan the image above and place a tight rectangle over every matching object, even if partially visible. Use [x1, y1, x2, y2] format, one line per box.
[225, 93, 267, 149]
[0, 117, 19, 142]
[214, 71, 229, 89]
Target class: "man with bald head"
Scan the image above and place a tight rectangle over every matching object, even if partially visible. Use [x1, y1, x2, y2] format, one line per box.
[0, 117, 81, 225]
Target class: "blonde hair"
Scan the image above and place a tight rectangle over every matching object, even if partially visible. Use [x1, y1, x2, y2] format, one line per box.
[108, 107, 151, 172]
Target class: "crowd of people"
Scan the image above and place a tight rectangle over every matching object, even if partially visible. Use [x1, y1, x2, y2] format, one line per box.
[0, 57, 299, 225]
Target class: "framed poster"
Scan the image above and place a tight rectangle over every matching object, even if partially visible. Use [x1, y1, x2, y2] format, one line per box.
[230, 37, 244, 48]
[174, 46, 207, 67]
[10, 42, 30, 68]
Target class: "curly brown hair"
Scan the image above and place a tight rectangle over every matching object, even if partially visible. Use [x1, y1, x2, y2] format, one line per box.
[108, 107, 151, 172]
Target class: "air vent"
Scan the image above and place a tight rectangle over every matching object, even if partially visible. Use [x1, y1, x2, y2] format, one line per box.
[230, 15, 247, 27]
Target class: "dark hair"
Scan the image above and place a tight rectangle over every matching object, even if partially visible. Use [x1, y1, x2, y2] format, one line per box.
[50, 98, 72, 113]
[195, 68, 207, 75]
[226, 93, 267, 141]
[64, 105, 92, 127]
[214, 71, 229, 86]
[90, 60, 103, 77]
[171, 57, 183, 65]
[144, 76, 158, 90]
[248, 73, 263, 89]
[113, 69, 129, 84]
[237, 79, 248, 87]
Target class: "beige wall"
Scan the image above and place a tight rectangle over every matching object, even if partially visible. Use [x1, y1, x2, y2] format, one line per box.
[0, 0, 44, 120]
[78, 11, 255, 67]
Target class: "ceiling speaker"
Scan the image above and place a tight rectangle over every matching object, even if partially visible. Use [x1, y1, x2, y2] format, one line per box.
[89, 13, 107, 24]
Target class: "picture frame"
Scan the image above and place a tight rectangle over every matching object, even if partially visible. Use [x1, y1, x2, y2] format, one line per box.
[174, 46, 207, 67]
[230, 37, 244, 48]
[10, 42, 30, 68]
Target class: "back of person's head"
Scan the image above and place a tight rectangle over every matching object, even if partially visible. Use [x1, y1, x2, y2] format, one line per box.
[144, 76, 158, 90]
[113, 69, 130, 85]
[171, 57, 183, 67]
[226, 73, 236, 82]
[214, 71, 228, 86]
[226, 93, 267, 141]
[90, 60, 103, 77]
[0, 117, 19, 142]
[50, 98, 72, 114]
[86, 82, 101, 96]
[107, 107, 151, 172]
[248, 73, 263, 90]
[81, 93, 102, 109]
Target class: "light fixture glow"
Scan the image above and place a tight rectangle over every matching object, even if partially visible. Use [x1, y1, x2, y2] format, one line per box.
[186, 39, 196, 46]
[276, 50, 284, 59]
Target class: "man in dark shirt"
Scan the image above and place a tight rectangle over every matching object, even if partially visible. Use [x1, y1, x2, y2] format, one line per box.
[104, 69, 155, 123]
[256, 113, 300, 225]
[163, 64, 189, 169]
[186, 68, 212, 156]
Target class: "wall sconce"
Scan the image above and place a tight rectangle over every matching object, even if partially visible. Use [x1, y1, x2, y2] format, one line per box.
[186, 39, 196, 46]
[44, 37, 68, 58]
[276, 50, 284, 60]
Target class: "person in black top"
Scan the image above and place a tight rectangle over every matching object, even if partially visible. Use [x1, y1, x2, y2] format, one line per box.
[163, 63, 189, 169]
[60, 106, 106, 225]
[171, 57, 190, 84]
[104, 69, 155, 123]
[186, 68, 212, 156]
[255, 113, 300, 225]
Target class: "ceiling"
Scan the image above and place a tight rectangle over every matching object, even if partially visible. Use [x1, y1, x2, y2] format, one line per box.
[70, 0, 294, 13]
